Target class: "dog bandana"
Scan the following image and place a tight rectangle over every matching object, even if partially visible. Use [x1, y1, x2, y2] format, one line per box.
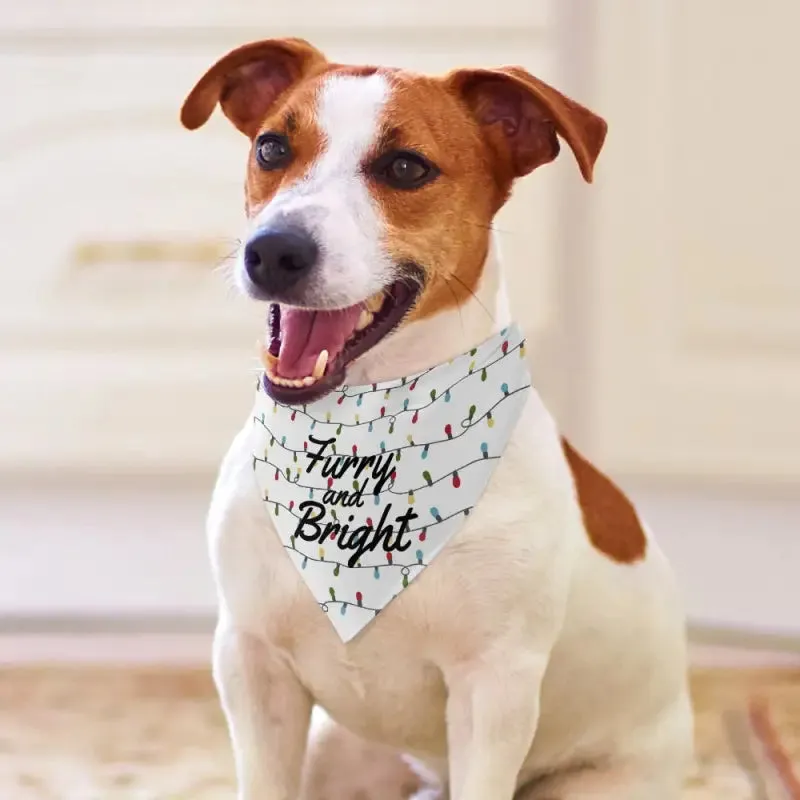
[252, 323, 531, 641]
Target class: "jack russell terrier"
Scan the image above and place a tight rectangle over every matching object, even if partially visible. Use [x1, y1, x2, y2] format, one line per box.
[181, 37, 693, 800]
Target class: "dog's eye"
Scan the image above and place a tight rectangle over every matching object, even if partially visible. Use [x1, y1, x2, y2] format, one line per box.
[373, 150, 438, 190]
[255, 133, 292, 171]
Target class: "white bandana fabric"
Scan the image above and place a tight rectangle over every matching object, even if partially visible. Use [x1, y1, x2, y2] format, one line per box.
[252, 323, 531, 642]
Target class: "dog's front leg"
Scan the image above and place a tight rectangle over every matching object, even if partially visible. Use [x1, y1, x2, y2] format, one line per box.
[444, 654, 546, 800]
[214, 624, 312, 800]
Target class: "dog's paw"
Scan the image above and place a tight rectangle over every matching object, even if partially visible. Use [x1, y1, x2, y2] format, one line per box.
[301, 717, 424, 800]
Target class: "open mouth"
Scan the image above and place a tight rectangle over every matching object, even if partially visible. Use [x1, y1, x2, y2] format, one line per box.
[259, 277, 421, 404]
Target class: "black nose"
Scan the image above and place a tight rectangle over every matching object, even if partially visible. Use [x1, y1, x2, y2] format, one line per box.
[243, 228, 319, 295]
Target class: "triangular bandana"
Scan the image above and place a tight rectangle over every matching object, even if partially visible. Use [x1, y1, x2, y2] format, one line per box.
[252, 323, 531, 641]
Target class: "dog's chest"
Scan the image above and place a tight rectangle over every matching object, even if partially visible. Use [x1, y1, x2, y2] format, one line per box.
[209, 397, 576, 750]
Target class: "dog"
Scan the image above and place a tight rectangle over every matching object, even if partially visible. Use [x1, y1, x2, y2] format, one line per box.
[180, 38, 694, 800]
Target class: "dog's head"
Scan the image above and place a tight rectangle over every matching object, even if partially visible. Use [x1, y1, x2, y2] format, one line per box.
[181, 38, 606, 402]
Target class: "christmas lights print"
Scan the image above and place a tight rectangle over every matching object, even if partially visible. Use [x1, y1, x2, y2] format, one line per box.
[252, 323, 531, 641]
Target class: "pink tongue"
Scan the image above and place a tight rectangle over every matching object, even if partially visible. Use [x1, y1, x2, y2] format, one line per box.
[278, 306, 362, 379]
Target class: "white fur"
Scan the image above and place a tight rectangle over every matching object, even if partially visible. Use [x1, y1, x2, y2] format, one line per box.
[236, 73, 395, 307]
[211, 75, 694, 800]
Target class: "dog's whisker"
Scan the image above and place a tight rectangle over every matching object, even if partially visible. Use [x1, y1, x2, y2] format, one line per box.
[434, 272, 468, 341]
[213, 248, 239, 272]
[459, 220, 515, 237]
[445, 273, 496, 324]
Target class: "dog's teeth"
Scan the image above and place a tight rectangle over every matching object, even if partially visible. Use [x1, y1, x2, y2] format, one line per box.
[356, 309, 373, 331]
[312, 350, 329, 379]
[264, 361, 323, 389]
[366, 294, 383, 313]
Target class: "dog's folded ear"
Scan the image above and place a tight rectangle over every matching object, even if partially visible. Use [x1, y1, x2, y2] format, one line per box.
[180, 38, 327, 137]
[444, 66, 607, 182]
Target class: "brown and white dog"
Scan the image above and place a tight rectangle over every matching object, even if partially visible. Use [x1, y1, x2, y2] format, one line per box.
[181, 38, 694, 800]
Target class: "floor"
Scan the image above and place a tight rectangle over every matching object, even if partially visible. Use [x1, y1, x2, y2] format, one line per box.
[1, 667, 798, 799]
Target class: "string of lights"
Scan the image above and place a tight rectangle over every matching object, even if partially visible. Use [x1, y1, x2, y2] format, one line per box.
[260, 339, 524, 429]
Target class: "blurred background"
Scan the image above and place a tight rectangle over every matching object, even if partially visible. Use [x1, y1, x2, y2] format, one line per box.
[0, 0, 798, 797]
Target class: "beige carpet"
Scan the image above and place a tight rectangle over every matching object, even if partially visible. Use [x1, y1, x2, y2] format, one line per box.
[0, 667, 798, 799]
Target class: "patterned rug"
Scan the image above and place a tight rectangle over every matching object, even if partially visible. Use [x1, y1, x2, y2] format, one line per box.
[1, 667, 798, 799]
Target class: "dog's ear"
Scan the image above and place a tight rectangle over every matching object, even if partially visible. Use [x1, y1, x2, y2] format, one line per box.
[180, 38, 327, 137]
[444, 66, 607, 182]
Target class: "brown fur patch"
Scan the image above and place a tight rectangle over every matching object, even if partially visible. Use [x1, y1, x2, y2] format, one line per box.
[243, 78, 326, 216]
[561, 439, 647, 564]
[368, 72, 504, 323]
[180, 38, 327, 136]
